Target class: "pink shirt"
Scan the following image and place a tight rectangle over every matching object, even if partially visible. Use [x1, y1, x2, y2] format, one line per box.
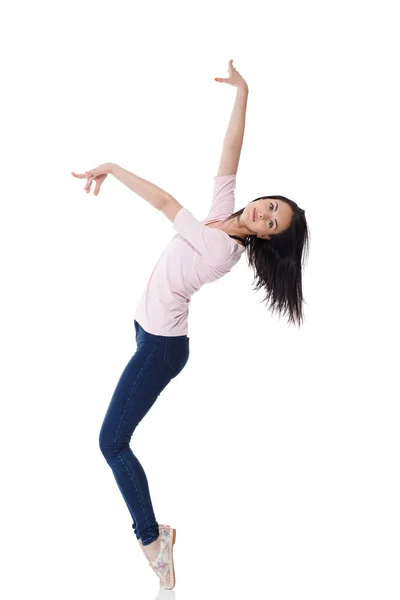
[134, 174, 246, 336]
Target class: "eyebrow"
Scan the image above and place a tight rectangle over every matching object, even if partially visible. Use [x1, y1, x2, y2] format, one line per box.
[274, 201, 278, 230]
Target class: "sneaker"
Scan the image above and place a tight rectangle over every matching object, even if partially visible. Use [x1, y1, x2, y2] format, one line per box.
[147, 524, 176, 589]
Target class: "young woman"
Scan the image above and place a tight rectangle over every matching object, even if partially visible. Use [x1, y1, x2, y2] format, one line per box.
[72, 60, 310, 589]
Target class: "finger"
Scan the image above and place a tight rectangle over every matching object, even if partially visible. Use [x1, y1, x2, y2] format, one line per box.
[85, 172, 95, 191]
[71, 172, 87, 179]
[94, 181, 101, 196]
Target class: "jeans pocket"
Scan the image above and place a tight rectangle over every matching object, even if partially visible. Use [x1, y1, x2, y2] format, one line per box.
[164, 337, 190, 375]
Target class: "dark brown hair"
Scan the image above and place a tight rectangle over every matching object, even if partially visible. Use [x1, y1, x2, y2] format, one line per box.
[223, 195, 310, 327]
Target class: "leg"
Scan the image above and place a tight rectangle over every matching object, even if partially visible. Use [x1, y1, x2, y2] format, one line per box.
[99, 330, 178, 546]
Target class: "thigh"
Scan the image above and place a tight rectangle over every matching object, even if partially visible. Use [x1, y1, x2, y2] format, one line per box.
[100, 337, 177, 445]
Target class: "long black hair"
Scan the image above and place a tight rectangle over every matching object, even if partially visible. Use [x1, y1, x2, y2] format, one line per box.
[223, 195, 310, 328]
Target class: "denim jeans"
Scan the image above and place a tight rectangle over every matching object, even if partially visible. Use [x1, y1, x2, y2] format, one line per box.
[99, 319, 190, 545]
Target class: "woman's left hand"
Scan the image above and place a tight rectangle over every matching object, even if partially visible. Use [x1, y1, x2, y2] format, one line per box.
[71, 162, 114, 196]
[214, 60, 248, 90]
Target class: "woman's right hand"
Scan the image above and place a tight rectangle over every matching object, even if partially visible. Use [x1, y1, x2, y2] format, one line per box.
[71, 162, 115, 196]
[214, 60, 248, 90]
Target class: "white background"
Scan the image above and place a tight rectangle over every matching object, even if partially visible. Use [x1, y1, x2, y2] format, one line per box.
[1, 0, 399, 598]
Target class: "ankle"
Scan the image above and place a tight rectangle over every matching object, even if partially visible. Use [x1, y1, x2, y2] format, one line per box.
[142, 535, 161, 561]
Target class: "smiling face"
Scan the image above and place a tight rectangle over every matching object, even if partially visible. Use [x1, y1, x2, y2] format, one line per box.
[245, 198, 294, 240]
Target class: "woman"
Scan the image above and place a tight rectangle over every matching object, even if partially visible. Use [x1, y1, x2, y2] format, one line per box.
[71, 60, 310, 589]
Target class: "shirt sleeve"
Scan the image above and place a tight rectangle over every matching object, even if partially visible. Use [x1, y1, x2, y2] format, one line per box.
[204, 174, 237, 221]
[172, 207, 232, 266]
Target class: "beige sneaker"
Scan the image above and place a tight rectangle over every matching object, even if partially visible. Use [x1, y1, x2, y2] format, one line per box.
[142, 524, 176, 589]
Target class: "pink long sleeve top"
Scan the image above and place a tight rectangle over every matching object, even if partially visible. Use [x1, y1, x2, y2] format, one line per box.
[134, 174, 246, 337]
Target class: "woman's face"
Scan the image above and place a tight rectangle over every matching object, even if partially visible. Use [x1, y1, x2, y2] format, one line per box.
[243, 198, 293, 240]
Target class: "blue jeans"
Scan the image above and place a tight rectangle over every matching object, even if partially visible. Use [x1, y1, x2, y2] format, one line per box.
[99, 319, 190, 545]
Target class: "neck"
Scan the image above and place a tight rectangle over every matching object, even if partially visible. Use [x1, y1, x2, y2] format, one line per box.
[221, 214, 252, 239]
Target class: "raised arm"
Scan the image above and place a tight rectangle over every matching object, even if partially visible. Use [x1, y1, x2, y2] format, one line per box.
[217, 86, 249, 177]
[215, 61, 249, 177]
[164, 72, 250, 223]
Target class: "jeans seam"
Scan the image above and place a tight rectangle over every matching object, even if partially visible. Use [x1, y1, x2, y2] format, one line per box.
[163, 338, 169, 364]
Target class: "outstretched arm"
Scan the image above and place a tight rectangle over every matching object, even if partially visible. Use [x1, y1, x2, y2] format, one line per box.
[217, 86, 249, 177]
[111, 164, 174, 211]
[215, 61, 249, 177]
[72, 163, 175, 213]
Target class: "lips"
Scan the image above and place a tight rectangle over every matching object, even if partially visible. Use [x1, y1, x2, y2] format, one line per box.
[252, 207, 255, 222]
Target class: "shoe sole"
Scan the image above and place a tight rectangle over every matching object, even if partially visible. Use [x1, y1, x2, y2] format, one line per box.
[171, 527, 176, 589]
